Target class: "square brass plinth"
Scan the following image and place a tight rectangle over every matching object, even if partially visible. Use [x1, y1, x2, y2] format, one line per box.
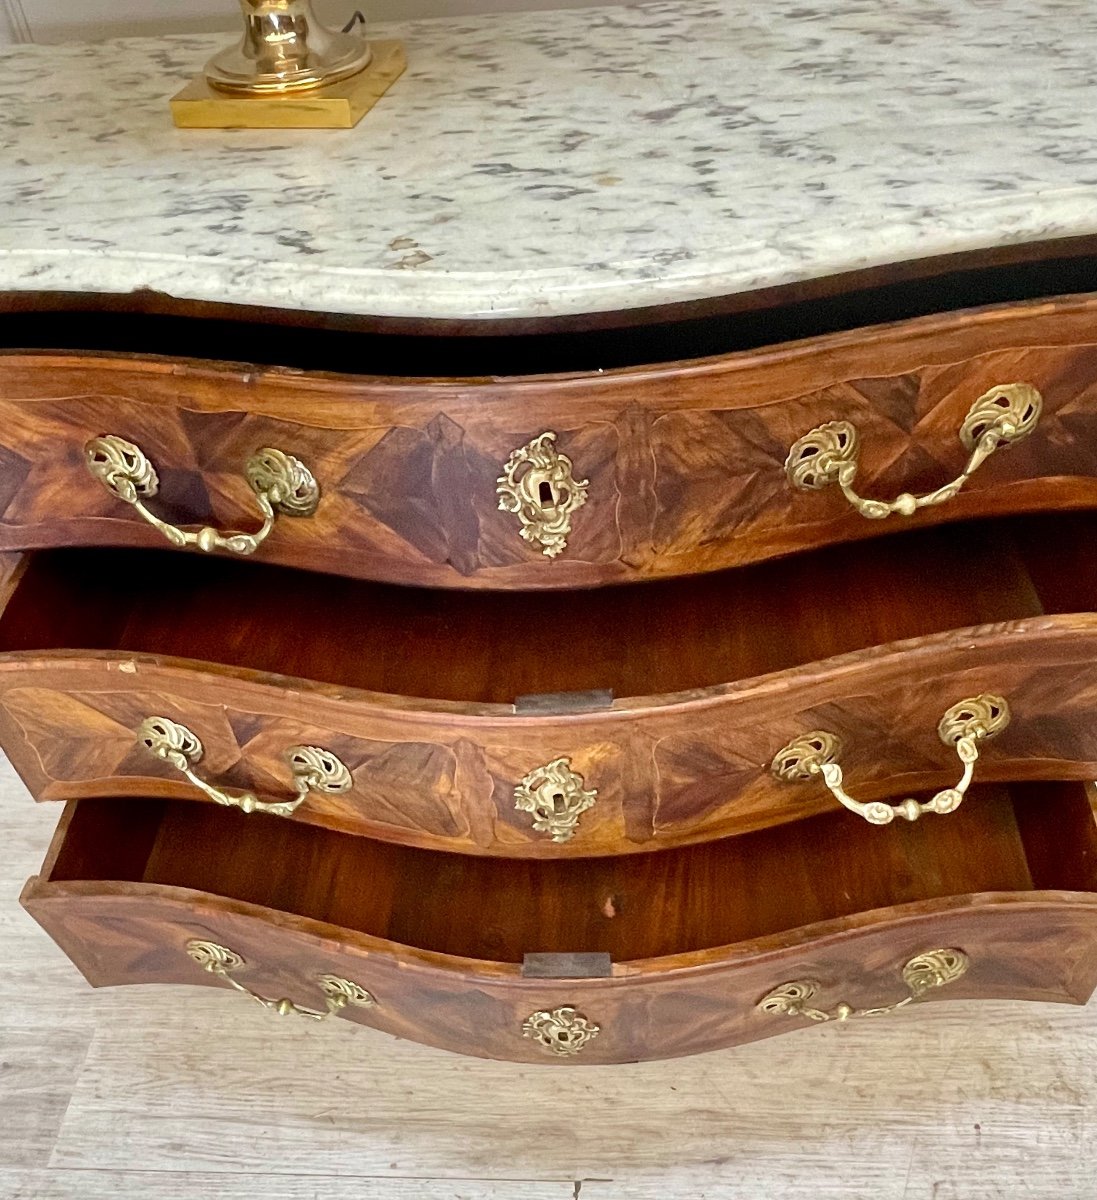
[170, 40, 406, 129]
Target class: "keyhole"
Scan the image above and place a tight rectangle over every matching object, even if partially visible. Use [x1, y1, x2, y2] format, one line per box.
[538, 481, 556, 506]
[552, 791, 566, 814]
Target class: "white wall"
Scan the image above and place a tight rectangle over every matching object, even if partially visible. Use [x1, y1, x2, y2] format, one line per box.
[0, 0, 612, 43]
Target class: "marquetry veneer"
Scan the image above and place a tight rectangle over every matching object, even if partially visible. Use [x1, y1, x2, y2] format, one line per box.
[22, 780, 1097, 1063]
[0, 289, 1096, 590]
[11, 259, 1097, 1061]
[2, 512, 1097, 857]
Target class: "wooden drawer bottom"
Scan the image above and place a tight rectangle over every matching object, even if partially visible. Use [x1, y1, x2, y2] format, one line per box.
[22, 780, 1097, 1064]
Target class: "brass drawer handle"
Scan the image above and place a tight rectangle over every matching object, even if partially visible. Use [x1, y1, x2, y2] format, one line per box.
[138, 716, 351, 817]
[187, 940, 375, 1019]
[771, 694, 1010, 825]
[758, 948, 969, 1023]
[497, 431, 588, 558]
[522, 1006, 601, 1056]
[785, 383, 1042, 518]
[85, 435, 319, 554]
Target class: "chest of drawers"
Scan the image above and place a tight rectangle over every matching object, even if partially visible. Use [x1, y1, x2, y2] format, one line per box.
[10, 257, 1097, 1063]
[6, 0, 1097, 1064]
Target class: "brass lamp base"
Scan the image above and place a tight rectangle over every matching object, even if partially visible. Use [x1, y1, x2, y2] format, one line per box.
[171, 40, 405, 129]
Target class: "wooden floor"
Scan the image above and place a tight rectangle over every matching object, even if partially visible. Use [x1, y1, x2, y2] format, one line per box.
[2, 757, 1097, 1198]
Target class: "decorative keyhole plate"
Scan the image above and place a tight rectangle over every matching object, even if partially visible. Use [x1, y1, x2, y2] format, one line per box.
[513, 757, 597, 843]
[522, 1006, 601, 1056]
[496, 431, 589, 558]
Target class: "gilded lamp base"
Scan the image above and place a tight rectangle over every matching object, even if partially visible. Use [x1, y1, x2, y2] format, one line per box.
[170, 40, 406, 129]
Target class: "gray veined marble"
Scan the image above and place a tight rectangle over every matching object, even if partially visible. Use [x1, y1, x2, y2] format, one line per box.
[0, 0, 1095, 321]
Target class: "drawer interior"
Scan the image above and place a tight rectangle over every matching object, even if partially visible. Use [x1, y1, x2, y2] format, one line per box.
[43, 782, 1097, 965]
[1, 511, 1096, 705]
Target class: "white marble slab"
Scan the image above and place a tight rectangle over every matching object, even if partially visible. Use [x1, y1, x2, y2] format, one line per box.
[0, 0, 1095, 321]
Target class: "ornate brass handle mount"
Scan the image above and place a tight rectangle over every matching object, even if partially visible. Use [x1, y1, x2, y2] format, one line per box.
[187, 939, 375, 1019]
[85, 435, 319, 555]
[758, 948, 969, 1024]
[785, 383, 1042, 518]
[138, 716, 351, 817]
[771, 694, 1010, 825]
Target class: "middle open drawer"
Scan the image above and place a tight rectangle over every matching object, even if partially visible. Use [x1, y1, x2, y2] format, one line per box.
[2, 510, 1097, 857]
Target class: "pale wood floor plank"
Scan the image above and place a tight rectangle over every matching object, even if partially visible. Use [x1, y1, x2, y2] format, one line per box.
[1, 756, 1096, 1196]
[0, 1171, 581, 1199]
[0, 1026, 91, 1171]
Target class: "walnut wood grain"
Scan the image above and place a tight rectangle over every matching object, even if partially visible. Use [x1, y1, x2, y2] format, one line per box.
[21, 783, 1097, 1064]
[3, 515, 1097, 855]
[8, 624, 1097, 855]
[0, 513, 1094, 854]
[1, 294, 1097, 588]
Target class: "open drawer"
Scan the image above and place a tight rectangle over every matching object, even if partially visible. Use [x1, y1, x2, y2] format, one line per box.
[22, 781, 1097, 1064]
[3, 288, 1097, 591]
[7, 512, 1097, 855]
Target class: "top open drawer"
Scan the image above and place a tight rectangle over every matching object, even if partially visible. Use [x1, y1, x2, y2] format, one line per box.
[1, 288, 1096, 588]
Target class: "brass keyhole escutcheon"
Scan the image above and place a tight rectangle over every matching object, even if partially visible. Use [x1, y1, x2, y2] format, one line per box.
[497, 431, 589, 559]
[513, 758, 597, 843]
[522, 1006, 601, 1056]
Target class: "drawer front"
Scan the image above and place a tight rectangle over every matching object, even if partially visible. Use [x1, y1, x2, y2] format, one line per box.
[7, 618, 1097, 855]
[2, 296, 1097, 588]
[23, 883, 1097, 1064]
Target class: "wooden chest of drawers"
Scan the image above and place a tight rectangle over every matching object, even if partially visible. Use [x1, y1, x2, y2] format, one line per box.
[9, 248, 1097, 1062]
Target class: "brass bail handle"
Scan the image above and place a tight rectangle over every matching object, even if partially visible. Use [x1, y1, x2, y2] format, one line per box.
[758, 948, 969, 1024]
[785, 383, 1042, 519]
[771, 694, 1010, 825]
[138, 716, 352, 818]
[85, 435, 320, 556]
[187, 940, 375, 1019]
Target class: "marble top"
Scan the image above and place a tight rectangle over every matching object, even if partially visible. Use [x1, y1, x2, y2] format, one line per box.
[1, 0, 1096, 321]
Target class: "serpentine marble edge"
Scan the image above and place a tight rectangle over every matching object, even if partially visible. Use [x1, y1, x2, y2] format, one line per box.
[0, 0, 1095, 320]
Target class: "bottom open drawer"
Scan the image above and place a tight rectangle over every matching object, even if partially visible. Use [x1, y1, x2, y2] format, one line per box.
[22, 780, 1097, 1064]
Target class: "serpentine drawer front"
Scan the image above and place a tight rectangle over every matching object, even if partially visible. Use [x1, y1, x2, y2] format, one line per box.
[6, 510, 1097, 855]
[2, 292, 1097, 590]
[22, 781, 1097, 1064]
